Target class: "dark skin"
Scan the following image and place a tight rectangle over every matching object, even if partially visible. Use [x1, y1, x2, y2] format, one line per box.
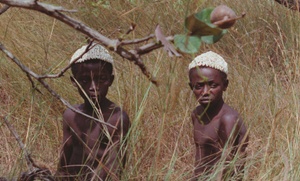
[56, 60, 130, 181]
[189, 67, 248, 180]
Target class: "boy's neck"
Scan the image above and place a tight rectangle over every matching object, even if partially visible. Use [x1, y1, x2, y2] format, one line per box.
[202, 99, 224, 118]
[83, 97, 111, 112]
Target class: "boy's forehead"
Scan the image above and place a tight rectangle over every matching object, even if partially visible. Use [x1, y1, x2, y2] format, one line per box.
[78, 60, 106, 68]
[189, 66, 223, 80]
[74, 61, 111, 74]
[190, 66, 219, 74]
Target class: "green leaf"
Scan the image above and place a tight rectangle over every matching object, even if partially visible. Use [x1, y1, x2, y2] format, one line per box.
[194, 7, 214, 24]
[174, 34, 201, 54]
[201, 29, 227, 44]
[185, 8, 223, 36]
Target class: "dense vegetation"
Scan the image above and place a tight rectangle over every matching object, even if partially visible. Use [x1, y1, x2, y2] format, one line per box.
[0, 0, 300, 180]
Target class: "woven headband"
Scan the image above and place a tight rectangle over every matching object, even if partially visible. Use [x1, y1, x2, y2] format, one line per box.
[70, 43, 114, 65]
[188, 51, 228, 75]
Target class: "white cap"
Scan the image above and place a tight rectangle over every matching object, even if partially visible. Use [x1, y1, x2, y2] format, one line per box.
[188, 51, 228, 75]
[70, 43, 114, 65]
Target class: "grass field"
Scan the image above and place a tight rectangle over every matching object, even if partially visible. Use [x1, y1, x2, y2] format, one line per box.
[0, 0, 300, 180]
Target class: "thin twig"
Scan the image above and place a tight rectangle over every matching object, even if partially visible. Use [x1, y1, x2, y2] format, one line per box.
[26, 73, 43, 94]
[124, 23, 136, 35]
[120, 34, 155, 46]
[134, 36, 174, 55]
[38, 41, 94, 79]
[2, 116, 34, 171]
[0, 0, 162, 85]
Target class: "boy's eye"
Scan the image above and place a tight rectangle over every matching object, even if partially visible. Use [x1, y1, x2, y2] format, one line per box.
[210, 83, 218, 88]
[99, 77, 107, 82]
[80, 80, 88, 84]
[79, 77, 90, 84]
[194, 83, 204, 90]
[98, 76, 109, 82]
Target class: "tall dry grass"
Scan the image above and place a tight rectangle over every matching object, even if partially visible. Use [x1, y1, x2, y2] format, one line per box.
[0, 0, 300, 180]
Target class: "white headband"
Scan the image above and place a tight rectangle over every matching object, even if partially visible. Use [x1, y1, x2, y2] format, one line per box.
[70, 43, 114, 65]
[188, 51, 228, 75]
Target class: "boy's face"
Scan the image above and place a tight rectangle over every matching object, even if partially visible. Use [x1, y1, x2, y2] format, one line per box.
[189, 67, 228, 107]
[71, 61, 114, 104]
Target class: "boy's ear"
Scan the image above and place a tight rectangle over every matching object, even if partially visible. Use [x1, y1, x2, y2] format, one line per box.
[188, 82, 193, 90]
[224, 79, 229, 91]
[108, 75, 114, 86]
[70, 76, 78, 87]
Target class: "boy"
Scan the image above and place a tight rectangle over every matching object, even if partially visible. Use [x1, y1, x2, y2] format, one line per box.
[188, 51, 248, 180]
[56, 43, 130, 180]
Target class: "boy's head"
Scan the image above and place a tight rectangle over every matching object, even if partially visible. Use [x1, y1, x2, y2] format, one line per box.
[188, 51, 229, 107]
[70, 44, 114, 104]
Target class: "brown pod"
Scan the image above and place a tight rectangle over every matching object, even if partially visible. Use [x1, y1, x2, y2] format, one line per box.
[210, 5, 237, 29]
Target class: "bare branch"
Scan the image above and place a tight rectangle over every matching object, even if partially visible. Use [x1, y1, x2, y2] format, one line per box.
[25, 73, 43, 94]
[3, 115, 55, 180]
[133, 57, 158, 85]
[0, 42, 117, 129]
[0, 0, 77, 12]
[2, 116, 34, 171]
[124, 23, 136, 35]
[134, 36, 174, 55]
[38, 41, 94, 79]
[120, 34, 155, 46]
[0, 0, 160, 84]
[38, 63, 72, 79]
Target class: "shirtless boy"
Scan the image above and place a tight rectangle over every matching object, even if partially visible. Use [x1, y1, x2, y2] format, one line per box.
[56, 44, 130, 180]
[188, 51, 248, 180]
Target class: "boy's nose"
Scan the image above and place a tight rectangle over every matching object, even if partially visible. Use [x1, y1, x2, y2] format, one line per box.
[202, 85, 210, 95]
[89, 81, 98, 91]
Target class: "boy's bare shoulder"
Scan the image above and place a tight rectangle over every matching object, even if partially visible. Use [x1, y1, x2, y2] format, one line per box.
[109, 104, 130, 122]
[191, 105, 202, 123]
[192, 105, 204, 115]
[220, 104, 243, 125]
[62, 104, 83, 122]
[107, 104, 130, 132]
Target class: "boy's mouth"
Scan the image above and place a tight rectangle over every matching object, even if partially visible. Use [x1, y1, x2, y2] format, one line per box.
[89, 94, 99, 99]
[199, 96, 211, 104]
[200, 98, 210, 103]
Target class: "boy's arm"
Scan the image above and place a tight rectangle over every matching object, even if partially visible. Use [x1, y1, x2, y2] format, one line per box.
[221, 115, 248, 153]
[191, 109, 207, 180]
[99, 111, 130, 180]
[237, 120, 249, 153]
[193, 144, 207, 180]
[235, 118, 249, 173]
[220, 115, 248, 172]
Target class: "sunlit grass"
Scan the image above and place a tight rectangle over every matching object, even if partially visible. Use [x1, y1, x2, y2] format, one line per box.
[0, 0, 300, 180]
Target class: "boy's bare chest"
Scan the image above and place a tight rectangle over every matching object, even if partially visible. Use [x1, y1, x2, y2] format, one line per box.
[194, 118, 221, 145]
[71, 117, 113, 146]
[72, 109, 114, 131]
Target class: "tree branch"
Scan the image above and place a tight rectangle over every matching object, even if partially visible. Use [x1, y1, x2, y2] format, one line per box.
[120, 34, 155, 46]
[0, 0, 167, 85]
[0, 43, 117, 129]
[38, 41, 94, 79]
[3, 115, 55, 180]
[2, 116, 34, 171]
